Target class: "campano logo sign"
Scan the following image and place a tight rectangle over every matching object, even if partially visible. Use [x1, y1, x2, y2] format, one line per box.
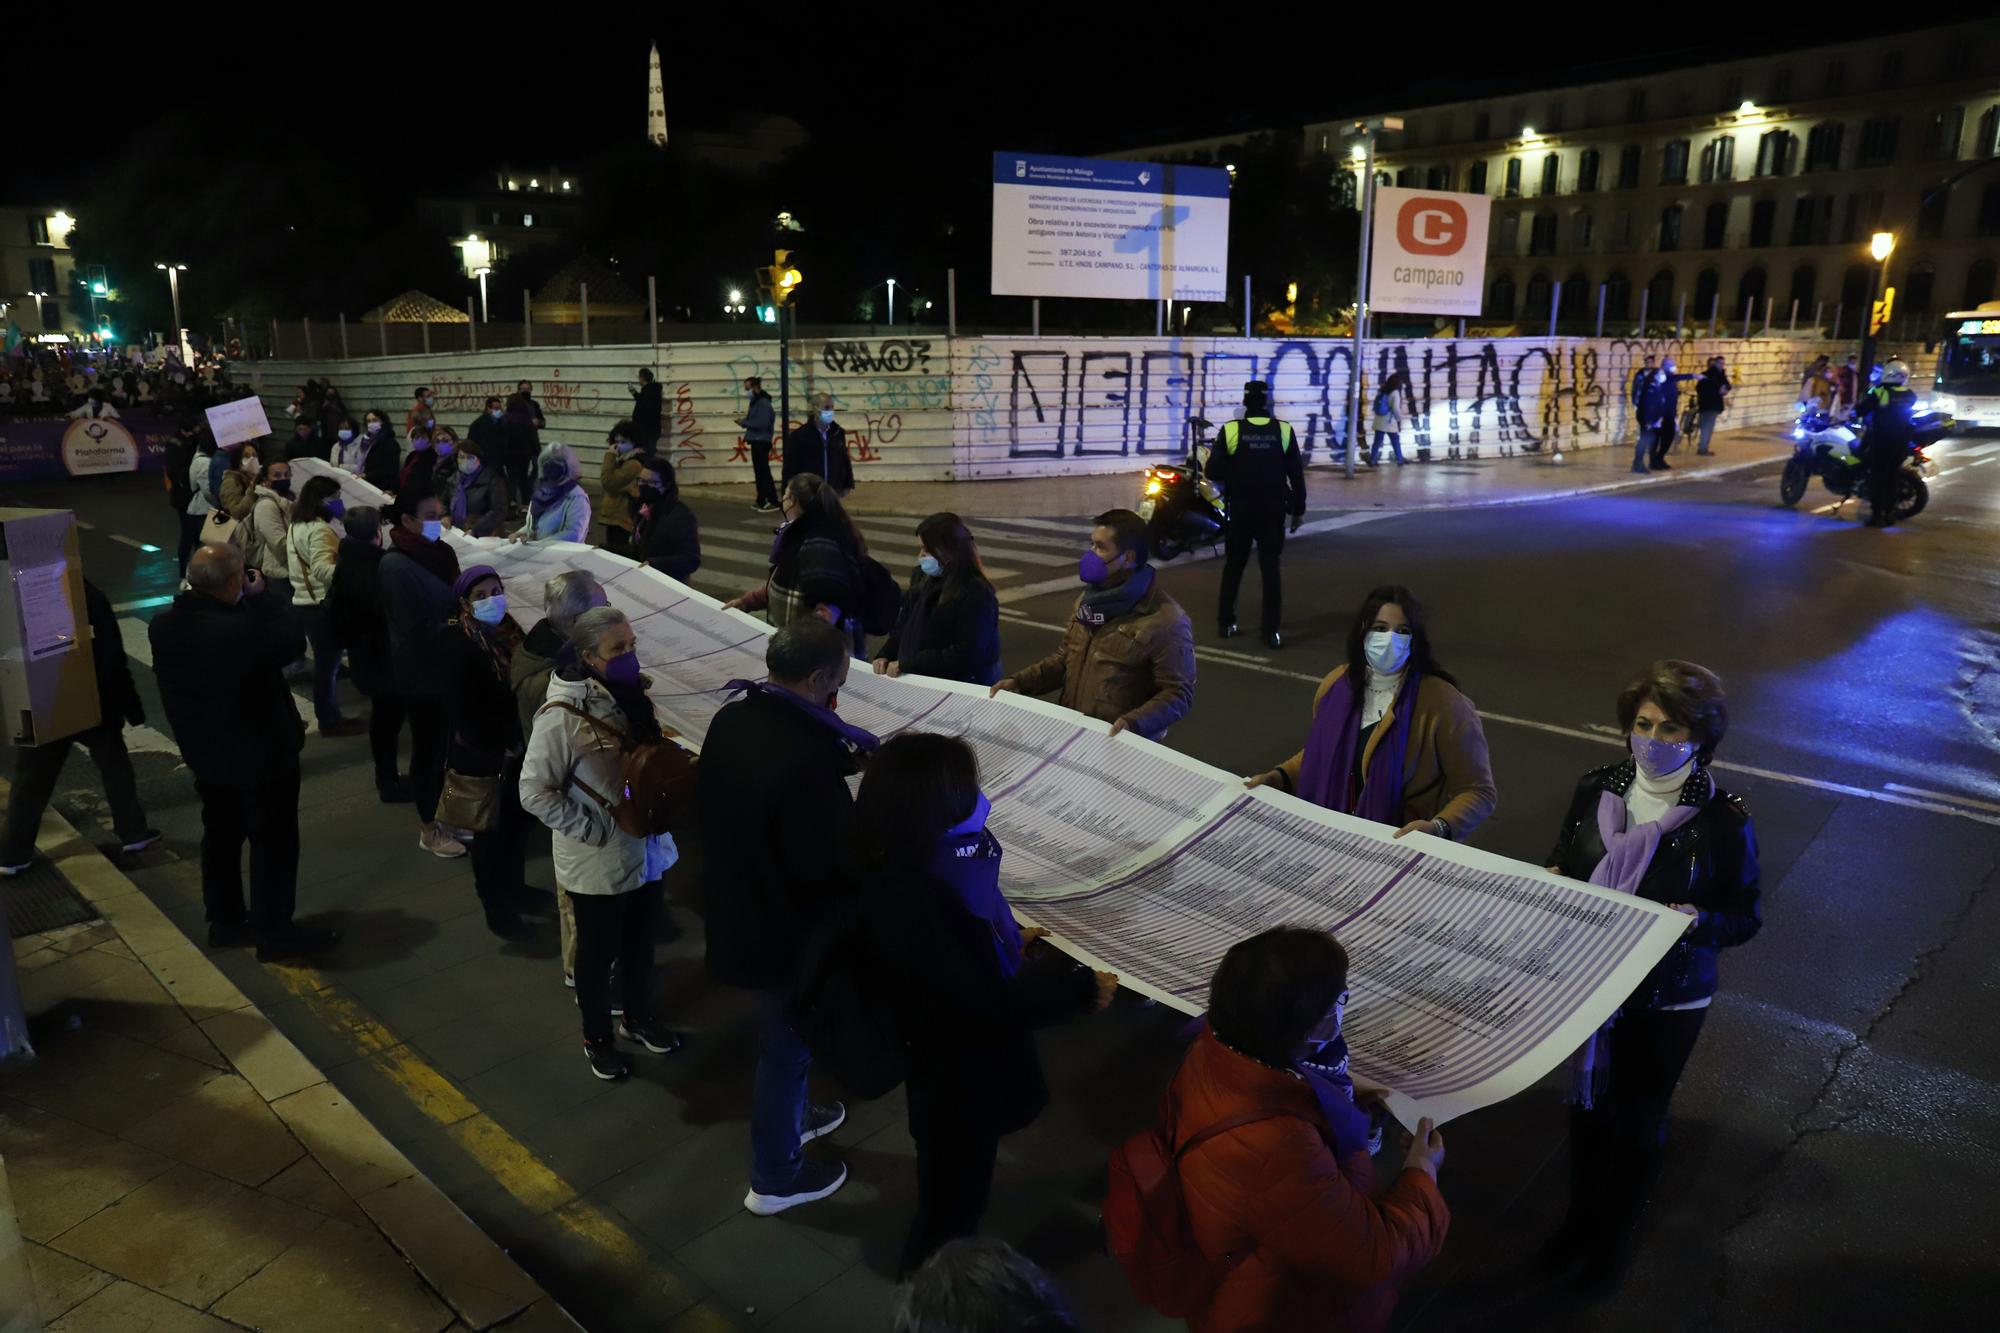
[1397, 196, 1469, 255]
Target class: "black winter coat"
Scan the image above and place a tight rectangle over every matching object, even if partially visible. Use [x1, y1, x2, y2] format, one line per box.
[84, 580, 144, 727]
[149, 585, 306, 781]
[781, 421, 855, 491]
[1546, 759, 1761, 1008]
[697, 688, 859, 989]
[632, 380, 665, 440]
[633, 497, 701, 581]
[862, 867, 1097, 1137]
[443, 621, 524, 776]
[360, 431, 401, 495]
[878, 574, 1002, 685]
[377, 548, 455, 699]
[325, 539, 393, 697]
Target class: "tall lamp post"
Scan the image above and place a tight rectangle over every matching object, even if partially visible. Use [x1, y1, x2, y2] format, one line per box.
[1343, 115, 1403, 480]
[1857, 230, 1896, 388]
[155, 263, 186, 356]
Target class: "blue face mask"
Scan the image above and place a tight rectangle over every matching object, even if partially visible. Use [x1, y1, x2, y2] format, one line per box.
[420, 518, 442, 542]
[436, 442, 454, 457]
[469, 593, 507, 625]
[917, 553, 943, 578]
[489, 409, 503, 421]
[337, 429, 353, 442]
[819, 409, 835, 424]
[325, 499, 345, 519]
[600, 650, 642, 686]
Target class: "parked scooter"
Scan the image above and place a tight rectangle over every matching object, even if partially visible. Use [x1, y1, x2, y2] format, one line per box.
[1137, 418, 1229, 560]
[1778, 405, 1951, 519]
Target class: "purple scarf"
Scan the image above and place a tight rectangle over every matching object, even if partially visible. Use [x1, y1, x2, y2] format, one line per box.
[1295, 1033, 1382, 1160]
[1567, 775, 1705, 1108]
[1294, 670, 1418, 824]
[924, 793, 1024, 977]
[722, 679, 881, 755]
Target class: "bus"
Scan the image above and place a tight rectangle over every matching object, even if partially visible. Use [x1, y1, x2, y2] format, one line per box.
[1929, 302, 2000, 428]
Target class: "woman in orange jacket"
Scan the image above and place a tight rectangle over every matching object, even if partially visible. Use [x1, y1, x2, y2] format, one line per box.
[1164, 928, 1449, 1333]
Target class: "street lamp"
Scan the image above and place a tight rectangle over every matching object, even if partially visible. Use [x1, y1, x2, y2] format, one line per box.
[1342, 115, 1404, 480]
[1858, 231, 1897, 386]
[155, 263, 187, 359]
[887, 277, 896, 327]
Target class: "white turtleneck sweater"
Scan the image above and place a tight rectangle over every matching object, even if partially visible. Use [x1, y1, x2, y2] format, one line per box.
[1362, 668, 1405, 727]
[1623, 755, 1694, 831]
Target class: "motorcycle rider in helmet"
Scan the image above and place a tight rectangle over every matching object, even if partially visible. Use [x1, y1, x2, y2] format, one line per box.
[1855, 358, 1917, 527]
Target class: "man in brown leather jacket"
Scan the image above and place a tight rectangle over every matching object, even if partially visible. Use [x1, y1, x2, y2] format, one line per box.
[994, 509, 1195, 740]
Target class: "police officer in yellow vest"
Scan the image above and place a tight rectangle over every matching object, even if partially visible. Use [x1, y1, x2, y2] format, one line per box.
[1205, 380, 1306, 649]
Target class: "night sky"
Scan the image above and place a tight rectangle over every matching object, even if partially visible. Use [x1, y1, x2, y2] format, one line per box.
[10, 13, 1987, 331]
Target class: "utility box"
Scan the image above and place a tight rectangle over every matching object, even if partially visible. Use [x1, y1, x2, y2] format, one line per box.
[0, 508, 99, 747]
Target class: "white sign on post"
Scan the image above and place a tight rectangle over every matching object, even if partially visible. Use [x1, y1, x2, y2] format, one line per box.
[203, 396, 273, 449]
[991, 152, 1230, 302]
[1368, 186, 1492, 317]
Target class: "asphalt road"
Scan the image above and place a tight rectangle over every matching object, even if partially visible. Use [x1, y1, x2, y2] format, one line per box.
[6, 441, 1998, 1332]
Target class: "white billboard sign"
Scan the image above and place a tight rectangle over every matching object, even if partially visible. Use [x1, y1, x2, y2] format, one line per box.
[1368, 186, 1492, 317]
[991, 152, 1230, 302]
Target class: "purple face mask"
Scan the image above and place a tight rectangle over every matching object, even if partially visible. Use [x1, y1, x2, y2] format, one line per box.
[600, 650, 642, 687]
[1078, 550, 1110, 585]
[1630, 731, 1697, 779]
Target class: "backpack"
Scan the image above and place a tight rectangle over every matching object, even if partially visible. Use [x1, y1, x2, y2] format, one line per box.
[1372, 390, 1394, 417]
[1103, 1106, 1318, 1317]
[539, 699, 697, 838]
[855, 554, 902, 636]
[787, 910, 908, 1100]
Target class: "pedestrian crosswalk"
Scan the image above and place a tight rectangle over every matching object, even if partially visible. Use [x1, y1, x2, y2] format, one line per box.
[677, 500, 1087, 603]
[1928, 439, 2000, 461]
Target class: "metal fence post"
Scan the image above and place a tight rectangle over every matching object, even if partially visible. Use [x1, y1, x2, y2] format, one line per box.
[467, 299, 478, 353]
[647, 275, 659, 369]
[1742, 297, 1755, 338]
[1709, 293, 1719, 337]
[1547, 282, 1559, 339]
[1155, 300, 1164, 336]
[947, 268, 958, 337]
[1243, 274, 1252, 338]
[1832, 301, 1843, 340]
[421, 317, 431, 354]
[580, 282, 591, 349]
[1763, 296, 1774, 334]
[271, 319, 280, 357]
[1595, 283, 1606, 338]
[1788, 298, 1799, 335]
[524, 290, 534, 348]
[378, 316, 387, 356]
[1813, 300, 1824, 333]
[339, 312, 349, 359]
[1676, 293, 1686, 335]
[303, 316, 313, 360]
[1032, 299, 1040, 338]
[1637, 289, 1650, 336]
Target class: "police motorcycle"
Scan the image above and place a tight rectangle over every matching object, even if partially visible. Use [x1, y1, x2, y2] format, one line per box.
[1137, 417, 1230, 560]
[1777, 401, 1952, 521]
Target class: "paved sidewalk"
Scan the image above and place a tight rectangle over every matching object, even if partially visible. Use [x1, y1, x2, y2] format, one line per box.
[678, 426, 1793, 521]
[0, 801, 581, 1333]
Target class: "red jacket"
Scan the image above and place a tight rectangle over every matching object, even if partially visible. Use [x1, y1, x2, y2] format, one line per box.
[1169, 1031, 1449, 1333]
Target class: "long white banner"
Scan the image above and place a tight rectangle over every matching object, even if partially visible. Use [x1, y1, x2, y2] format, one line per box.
[296, 459, 1687, 1124]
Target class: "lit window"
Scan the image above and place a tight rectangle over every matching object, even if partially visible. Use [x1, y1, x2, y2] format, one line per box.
[522, 214, 534, 227]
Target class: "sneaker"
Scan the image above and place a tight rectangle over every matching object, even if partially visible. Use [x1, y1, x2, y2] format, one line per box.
[744, 1160, 848, 1217]
[0, 854, 33, 877]
[584, 1038, 630, 1082]
[484, 909, 534, 942]
[563, 972, 576, 989]
[257, 923, 340, 960]
[616, 1016, 686, 1054]
[419, 823, 467, 858]
[120, 829, 163, 854]
[800, 1101, 846, 1146]
[207, 919, 256, 947]
[753, 501, 780, 513]
[377, 776, 414, 804]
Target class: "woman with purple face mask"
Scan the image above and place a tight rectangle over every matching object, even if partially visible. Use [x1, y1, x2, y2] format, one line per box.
[1539, 659, 1761, 1293]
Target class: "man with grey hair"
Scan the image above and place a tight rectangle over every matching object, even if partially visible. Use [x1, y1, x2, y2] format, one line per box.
[893, 1238, 1079, 1333]
[781, 391, 855, 494]
[511, 569, 610, 986]
[150, 544, 335, 958]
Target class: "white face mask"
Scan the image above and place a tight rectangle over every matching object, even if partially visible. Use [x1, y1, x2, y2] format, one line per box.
[337, 429, 353, 442]
[490, 409, 503, 420]
[366, 421, 382, 435]
[1364, 629, 1412, 675]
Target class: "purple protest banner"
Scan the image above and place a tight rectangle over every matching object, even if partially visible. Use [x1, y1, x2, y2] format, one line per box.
[0, 413, 171, 483]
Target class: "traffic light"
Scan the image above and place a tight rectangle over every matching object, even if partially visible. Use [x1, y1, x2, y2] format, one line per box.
[768, 250, 802, 307]
[88, 264, 108, 297]
[1870, 286, 1896, 336]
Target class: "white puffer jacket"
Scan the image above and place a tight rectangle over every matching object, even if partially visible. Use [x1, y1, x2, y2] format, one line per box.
[518, 671, 677, 896]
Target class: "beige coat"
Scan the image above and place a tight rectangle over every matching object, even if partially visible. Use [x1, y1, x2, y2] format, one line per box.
[1270, 666, 1497, 839]
[1010, 578, 1195, 740]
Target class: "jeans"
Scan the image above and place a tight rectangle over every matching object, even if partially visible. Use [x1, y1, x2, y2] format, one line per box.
[177, 510, 207, 574]
[1, 724, 149, 862]
[749, 991, 814, 1193]
[368, 693, 407, 792]
[465, 760, 525, 909]
[902, 1112, 1001, 1276]
[568, 882, 663, 1044]
[1370, 430, 1405, 464]
[195, 765, 301, 931]
[1566, 1005, 1707, 1259]
[298, 604, 343, 728]
[1217, 511, 1286, 635]
[407, 696, 448, 824]
[748, 439, 779, 507]
[1632, 430, 1657, 471]
[1697, 409, 1720, 454]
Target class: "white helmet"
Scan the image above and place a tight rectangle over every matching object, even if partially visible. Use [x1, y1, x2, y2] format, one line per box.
[1880, 358, 1910, 386]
